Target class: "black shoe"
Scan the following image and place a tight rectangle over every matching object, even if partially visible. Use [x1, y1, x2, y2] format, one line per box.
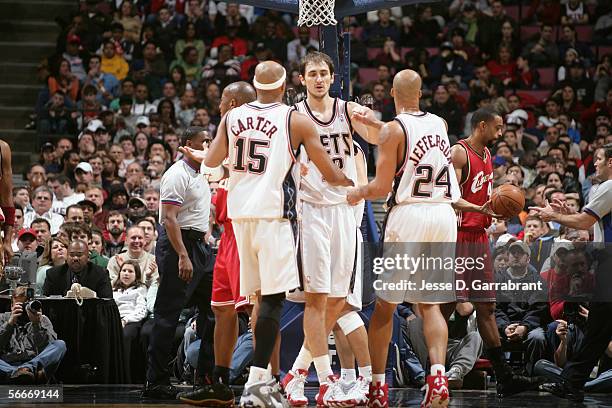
[141, 382, 179, 399]
[179, 383, 234, 407]
[10, 368, 35, 385]
[540, 382, 584, 402]
[496, 374, 542, 398]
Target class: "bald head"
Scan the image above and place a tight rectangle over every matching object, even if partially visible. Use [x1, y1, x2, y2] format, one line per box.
[254, 61, 286, 91]
[220, 81, 257, 116]
[392, 69, 422, 101]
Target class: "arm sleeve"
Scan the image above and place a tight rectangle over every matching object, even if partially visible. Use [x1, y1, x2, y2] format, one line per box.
[160, 168, 188, 207]
[584, 181, 612, 220]
[495, 305, 511, 336]
[30, 315, 57, 352]
[0, 315, 15, 350]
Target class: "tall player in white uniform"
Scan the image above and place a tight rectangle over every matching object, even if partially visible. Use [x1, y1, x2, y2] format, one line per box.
[203, 61, 352, 408]
[348, 70, 460, 408]
[282, 52, 382, 407]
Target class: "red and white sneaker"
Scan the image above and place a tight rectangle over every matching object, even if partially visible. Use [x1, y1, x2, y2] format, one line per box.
[315, 375, 355, 407]
[420, 370, 450, 408]
[367, 381, 388, 408]
[281, 369, 309, 406]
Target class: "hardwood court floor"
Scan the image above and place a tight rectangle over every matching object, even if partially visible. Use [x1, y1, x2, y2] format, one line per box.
[5, 384, 612, 407]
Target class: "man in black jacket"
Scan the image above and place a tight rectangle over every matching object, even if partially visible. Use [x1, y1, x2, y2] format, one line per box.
[495, 241, 550, 375]
[42, 240, 112, 299]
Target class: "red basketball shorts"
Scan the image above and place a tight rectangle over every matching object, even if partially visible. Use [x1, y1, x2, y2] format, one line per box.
[456, 229, 496, 302]
[211, 230, 249, 311]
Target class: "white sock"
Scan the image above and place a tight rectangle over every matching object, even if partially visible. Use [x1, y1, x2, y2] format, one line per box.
[341, 368, 356, 382]
[359, 365, 372, 381]
[313, 354, 333, 383]
[372, 373, 385, 384]
[292, 346, 313, 372]
[247, 366, 270, 385]
[430, 364, 445, 376]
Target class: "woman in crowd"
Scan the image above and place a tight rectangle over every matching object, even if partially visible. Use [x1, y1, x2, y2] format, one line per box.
[48, 58, 79, 103]
[174, 22, 205, 67]
[114, 1, 142, 43]
[134, 132, 149, 164]
[157, 98, 180, 133]
[36, 237, 68, 295]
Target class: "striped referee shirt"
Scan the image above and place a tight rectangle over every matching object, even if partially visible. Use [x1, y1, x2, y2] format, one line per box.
[159, 159, 211, 233]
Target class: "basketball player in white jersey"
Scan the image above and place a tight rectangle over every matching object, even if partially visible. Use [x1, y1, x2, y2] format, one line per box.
[282, 51, 382, 407]
[203, 60, 352, 408]
[348, 69, 459, 408]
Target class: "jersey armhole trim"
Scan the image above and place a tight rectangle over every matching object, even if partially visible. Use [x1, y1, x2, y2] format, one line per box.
[394, 118, 409, 175]
[344, 100, 354, 134]
[583, 207, 601, 221]
[286, 108, 297, 162]
[456, 141, 470, 187]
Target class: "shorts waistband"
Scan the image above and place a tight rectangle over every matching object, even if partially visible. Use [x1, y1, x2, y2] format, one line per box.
[458, 226, 487, 233]
[180, 228, 206, 240]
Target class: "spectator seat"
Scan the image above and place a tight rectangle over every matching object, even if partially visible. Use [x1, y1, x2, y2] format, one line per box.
[367, 47, 382, 61]
[358, 68, 378, 85]
[536, 68, 556, 89]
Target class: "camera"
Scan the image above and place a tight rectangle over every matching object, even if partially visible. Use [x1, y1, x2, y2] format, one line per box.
[16, 287, 42, 326]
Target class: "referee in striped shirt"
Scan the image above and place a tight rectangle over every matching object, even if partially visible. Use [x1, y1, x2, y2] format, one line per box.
[143, 127, 216, 399]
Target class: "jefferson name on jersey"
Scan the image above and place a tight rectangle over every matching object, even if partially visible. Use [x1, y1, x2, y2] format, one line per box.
[408, 133, 452, 167]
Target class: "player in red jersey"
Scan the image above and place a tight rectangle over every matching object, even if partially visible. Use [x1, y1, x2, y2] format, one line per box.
[450, 107, 540, 397]
[179, 81, 256, 407]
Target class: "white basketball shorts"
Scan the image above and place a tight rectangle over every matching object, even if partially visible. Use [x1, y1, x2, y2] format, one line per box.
[232, 219, 300, 296]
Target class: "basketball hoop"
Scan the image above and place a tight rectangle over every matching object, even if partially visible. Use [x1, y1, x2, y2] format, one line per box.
[297, 0, 337, 27]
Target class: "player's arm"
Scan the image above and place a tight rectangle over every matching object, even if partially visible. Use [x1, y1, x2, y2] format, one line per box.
[203, 113, 229, 168]
[347, 120, 402, 204]
[354, 145, 368, 187]
[291, 111, 353, 187]
[0, 140, 14, 264]
[347, 102, 384, 144]
[530, 204, 598, 230]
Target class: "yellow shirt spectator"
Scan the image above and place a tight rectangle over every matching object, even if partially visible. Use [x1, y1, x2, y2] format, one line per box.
[100, 41, 129, 81]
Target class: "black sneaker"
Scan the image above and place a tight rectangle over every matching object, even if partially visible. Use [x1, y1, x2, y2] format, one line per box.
[540, 382, 584, 402]
[141, 382, 179, 399]
[179, 383, 234, 407]
[496, 374, 542, 398]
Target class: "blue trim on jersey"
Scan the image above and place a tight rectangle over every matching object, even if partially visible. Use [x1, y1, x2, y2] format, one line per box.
[603, 213, 612, 243]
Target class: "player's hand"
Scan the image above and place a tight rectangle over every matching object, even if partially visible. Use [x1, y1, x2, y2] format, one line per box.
[550, 198, 575, 215]
[178, 145, 208, 163]
[178, 254, 193, 283]
[351, 107, 381, 129]
[528, 200, 556, 222]
[480, 199, 504, 218]
[347, 187, 363, 206]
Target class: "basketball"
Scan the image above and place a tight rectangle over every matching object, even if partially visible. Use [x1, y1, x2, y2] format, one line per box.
[491, 185, 525, 218]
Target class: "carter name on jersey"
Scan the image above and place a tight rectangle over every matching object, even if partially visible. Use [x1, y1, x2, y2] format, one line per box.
[230, 116, 278, 138]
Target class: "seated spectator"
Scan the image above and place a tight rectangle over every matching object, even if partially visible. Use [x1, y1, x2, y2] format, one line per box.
[43, 240, 113, 298]
[561, 0, 589, 26]
[499, 20, 521, 61]
[476, 0, 514, 58]
[103, 210, 127, 257]
[170, 46, 202, 84]
[131, 83, 156, 116]
[15, 228, 38, 255]
[0, 286, 67, 384]
[258, 20, 290, 62]
[90, 227, 107, 261]
[594, 7, 612, 44]
[48, 58, 79, 103]
[65, 204, 84, 224]
[538, 126, 561, 156]
[428, 42, 473, 88]
[177, 89, 197, 129]
[411, 5, 442, 46]
[522, 24, 559, 68]
[554, 84, 586, 116]
[487, 45, 516, 87]
[30, 218, 52, 251]
[558, 60, 595, 108]
[100, 39, 129, 81]
[428, 84, 464, 140]
[524, 215, 556, 271]
[201, 44, 241, 84]
[557, 48, 581, 82]
[24, 187, 63, 235]
[538, 100, 561, 129]
[37, 91, 76, 135]
[109, 77, 136, 111]
[36, 237, 68, 295]
[83, 54, 119, 106]
[287, 26, 318, 66]
[495, 241, 549, 375]
[152, 6, 181, 62]
[241, 43, 273, 82]
[558, 24, 594, 67]
[449, 27, 478, 65]
[76, 85, 104, 125]
[112, 260, 148, 382]
[523, 0, 561, 26]
[107, 226, 157, 287]
[62, 34, 87, 82]
[363, 9, 399, 48]
[211, 23, 248, 58]
[214, 2, 250, 38]
[143, 188, 160, 219]
[137, 218, 158, 255]
[513, 56, 539, 90]
[74, 162, 94, 185]
[10, 205, 24, 253]
[114, 1, 142, 43]
[126, 195, 148, 225]
[175, 22, 205, 66]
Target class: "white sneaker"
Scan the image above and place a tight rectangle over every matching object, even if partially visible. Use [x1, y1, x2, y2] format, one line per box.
[240, 379, 285, 408]
[281, 369, 308, 406]
[347, 376, 370, 406]
[315, 375, 355, 407]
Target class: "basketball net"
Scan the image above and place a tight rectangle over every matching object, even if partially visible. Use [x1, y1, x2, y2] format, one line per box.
[297, 0, 337, 27]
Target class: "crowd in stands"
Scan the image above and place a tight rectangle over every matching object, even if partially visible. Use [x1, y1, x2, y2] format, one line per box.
[2, 0, 610, 388]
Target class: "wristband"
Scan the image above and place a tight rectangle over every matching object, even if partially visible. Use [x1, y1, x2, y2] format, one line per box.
[1, 206, 14, 227]
[200, 163, 224, 183]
